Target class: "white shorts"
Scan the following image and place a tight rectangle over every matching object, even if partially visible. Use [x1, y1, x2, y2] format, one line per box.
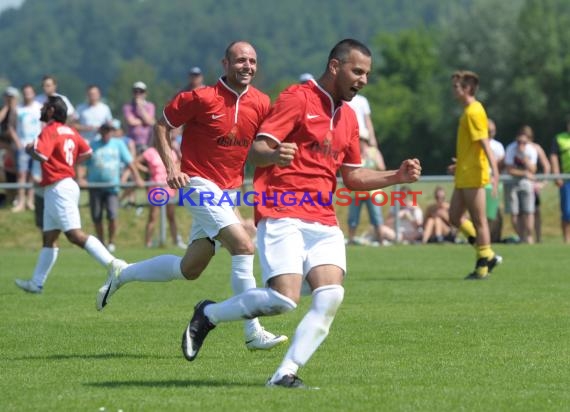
[43, 178, 82, 232]
[257, 217, 346, 287]
[184, 177, 241, 243]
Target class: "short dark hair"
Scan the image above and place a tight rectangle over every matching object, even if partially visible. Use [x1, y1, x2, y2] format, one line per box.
[451, 70, 480, 95]
[47, 95, 68, 123]
[327, 39, 372, 64]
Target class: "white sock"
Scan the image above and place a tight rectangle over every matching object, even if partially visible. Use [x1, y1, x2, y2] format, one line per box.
[119, 255, 184, 284]
[230, 254, 262, 336]
[84, 235, 115, 267]
[205, 288, 296, 325]
[272, 285, 344, 382]
[31, 247, 59, 288]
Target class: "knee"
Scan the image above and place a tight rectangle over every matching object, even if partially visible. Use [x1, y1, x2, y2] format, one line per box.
[229, 238, 255, 255]
[65, 230, 86, 246]
[265, 289, 298, 315]
[312, 285, 344, 316]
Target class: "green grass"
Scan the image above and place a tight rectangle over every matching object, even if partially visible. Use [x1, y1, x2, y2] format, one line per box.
[1, 244, 568, 411]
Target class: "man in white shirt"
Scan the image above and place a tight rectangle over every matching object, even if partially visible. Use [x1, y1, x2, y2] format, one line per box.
[35, 75, 76, 121]
[74, 85, 113, 142]
[346, 93, 377, 147]
[12, 84, 43, 212]
[504, 126, 538, 243]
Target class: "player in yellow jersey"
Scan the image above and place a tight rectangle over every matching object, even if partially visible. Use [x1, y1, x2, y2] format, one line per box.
[448, 71, 502, 280]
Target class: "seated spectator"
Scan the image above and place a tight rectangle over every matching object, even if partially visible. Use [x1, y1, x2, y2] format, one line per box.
[383, 186, 424, 243]
[422, 186, 456, 243]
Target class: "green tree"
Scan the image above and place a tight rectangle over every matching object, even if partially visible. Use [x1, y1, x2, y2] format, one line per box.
[368, 28, 450, 173]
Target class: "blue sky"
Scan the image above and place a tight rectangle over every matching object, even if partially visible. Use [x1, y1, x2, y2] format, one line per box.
[0, 0, 24, 14]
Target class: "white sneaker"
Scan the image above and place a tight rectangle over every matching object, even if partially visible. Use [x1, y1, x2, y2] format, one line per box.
[96, 259, 128, 311]
[107, 243, 116, 253]
[176, 235, 187, 250]
[245, 328, 288, 350]
[15, 279, 42, 294]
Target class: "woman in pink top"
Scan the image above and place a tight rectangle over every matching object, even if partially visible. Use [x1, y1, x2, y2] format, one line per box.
[137, 146, 186, 249]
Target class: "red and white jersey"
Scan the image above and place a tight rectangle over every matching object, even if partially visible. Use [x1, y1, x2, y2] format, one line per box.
[254, 80, 361, 226]
[163, 78, 270, 190]
[33, 121, 92, 186]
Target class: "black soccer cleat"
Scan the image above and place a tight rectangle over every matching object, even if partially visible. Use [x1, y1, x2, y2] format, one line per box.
[181, 300, 216, 361]
[266, 374, 307, 389]
[464, 257, 489, 280]
[487, 254, 503, 273]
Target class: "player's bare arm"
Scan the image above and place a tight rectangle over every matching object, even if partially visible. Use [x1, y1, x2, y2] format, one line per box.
[480, 138, 499, 196]
[341, 158, 421, 191]
[154, 117, 189, 189]
[550, 153, 563, 187]
[248, 136, 298, 168]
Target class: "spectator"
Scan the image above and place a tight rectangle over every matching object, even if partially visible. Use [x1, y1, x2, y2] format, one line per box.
[346, 136, 387, 245]
[549, 115, 570, 243]
[0, 87, 20, 207]
[184, 66, 205, 91]
[121, 81, 156, 208]
[298, 73, 314, 84]
[136, 141, 186, 249]
[504, 125, 538, 244]
[35, 75, 76, 121]
[74, 85, 113, 143]
[122, 81, 156, 154]
[346, 92, 378, 148]
[422, 186, 455, 244]
[486, 118, 505, 242]
[528, 132, 551, 243]
[12, 84, 43, 212]
[78, 123, 144, 253]
[384, 186, 424, 243]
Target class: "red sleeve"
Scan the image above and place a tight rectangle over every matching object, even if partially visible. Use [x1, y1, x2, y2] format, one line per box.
[33, 128, 54, 161]
[342, 110, 361, 166]
[163, 91, 200, 128]
[76, 131, 92, 156]
[257, 89, 303, 143]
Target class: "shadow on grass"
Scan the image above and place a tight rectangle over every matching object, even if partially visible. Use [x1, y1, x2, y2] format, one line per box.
[8, 352, 173, 361]
[85, 379, 261, 388]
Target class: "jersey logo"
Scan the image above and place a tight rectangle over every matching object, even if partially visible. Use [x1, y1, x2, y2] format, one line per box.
[211, 114, 226, 119]
[57, 126, 74, 135]
[307, 114, 320, 119]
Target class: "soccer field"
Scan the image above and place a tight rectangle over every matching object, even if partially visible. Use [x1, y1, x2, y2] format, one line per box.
[1, 244, 568, 411]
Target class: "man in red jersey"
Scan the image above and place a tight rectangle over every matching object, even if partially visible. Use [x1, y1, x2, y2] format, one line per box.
[96, 41, 286, 351]
[15, 96, 124, 294]
[182, 39, 422, 388]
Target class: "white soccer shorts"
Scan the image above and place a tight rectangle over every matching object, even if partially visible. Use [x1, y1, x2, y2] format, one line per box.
[257, 217, 347, 288]
[43, 177, 82, 232]
[184, 176, 241, 244]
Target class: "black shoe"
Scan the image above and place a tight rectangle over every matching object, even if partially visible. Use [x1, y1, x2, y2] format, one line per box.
[467, 236, 476, 245]
[488, 254, 503, 273]
[464, 271, 489, 280]
[266, 374, 306, 389]
[464, 257, 489, 280]
[181, 300, 216, 361]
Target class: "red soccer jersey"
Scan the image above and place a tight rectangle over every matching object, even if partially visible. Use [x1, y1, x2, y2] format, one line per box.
[33, 121, 92, 186]
[253, 80, 361, 226]
[164, 78, 270, 190]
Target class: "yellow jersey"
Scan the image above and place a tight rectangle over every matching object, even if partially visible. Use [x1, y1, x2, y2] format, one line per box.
[455, 101, 490, 188]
